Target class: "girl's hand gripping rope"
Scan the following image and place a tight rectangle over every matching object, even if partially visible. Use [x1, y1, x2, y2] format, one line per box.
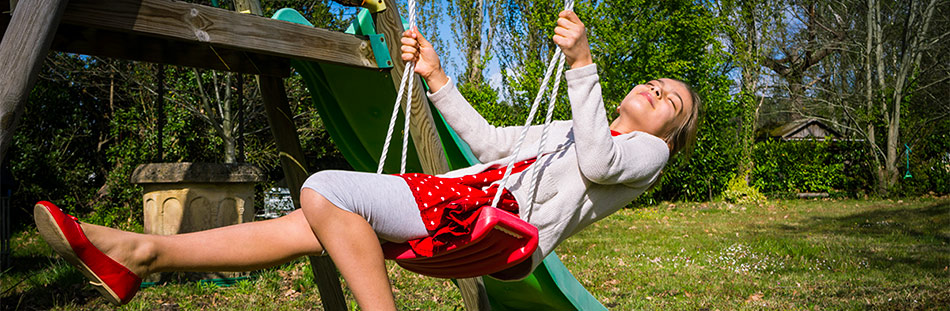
[552, 10, 593, 69]
[401, 27, 450, 93]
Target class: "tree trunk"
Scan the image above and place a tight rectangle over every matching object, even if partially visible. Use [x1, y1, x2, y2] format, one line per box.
[871, 0, 889, 194]
[786, 72, 805, 116]
[865, 0, 885, 195]
[156, 64, 165, 161]
[733, 0, 761, 179]
[458, 0, 488, 86]
[870, 0, 937, 194]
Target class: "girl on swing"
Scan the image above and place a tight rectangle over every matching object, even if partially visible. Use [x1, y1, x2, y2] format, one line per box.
[34, 10, 700, 310]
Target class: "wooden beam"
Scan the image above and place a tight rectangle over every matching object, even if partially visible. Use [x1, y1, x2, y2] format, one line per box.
[50, 25, 291, 77]
[59, 0, 378, 69]
[259, 76, 348, 311]
[0, 0, 69, 164]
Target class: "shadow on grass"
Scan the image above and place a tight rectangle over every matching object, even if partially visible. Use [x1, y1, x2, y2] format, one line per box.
[3, 254, 55, 277]
[774, 200, 949, 272]
[1, 254, 101, 311]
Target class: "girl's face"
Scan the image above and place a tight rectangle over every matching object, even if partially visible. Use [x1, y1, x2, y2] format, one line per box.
[613, 78, 693, 139]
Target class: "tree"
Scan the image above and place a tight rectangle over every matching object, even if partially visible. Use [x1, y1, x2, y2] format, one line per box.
[812, 0, 947, 195]
[717, 0, 948, 196]
[169, 69, 263, 163]
[714, 0, 779, 198]
[761, 0, 848, 115]
[452, 0, 503, 108]
[859, 0, 944, 194]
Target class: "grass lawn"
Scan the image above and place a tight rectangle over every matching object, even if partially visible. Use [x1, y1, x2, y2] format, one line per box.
[2, 197, 947, 310]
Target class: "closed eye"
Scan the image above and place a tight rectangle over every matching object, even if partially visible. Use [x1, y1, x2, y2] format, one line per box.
[672, 93, 683, 114]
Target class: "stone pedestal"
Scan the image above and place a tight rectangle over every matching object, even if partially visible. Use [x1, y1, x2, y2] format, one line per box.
[131, 162, 264, 284]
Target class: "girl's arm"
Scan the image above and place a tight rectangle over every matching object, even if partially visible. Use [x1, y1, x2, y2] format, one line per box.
[555, 11, 669, 185]
[401, 29, 532, 162]
[565, 65, 669, 185]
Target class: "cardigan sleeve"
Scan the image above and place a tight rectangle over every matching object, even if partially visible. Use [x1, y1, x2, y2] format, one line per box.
[564, 64, 670, 185]
[427, 79, 547, 163]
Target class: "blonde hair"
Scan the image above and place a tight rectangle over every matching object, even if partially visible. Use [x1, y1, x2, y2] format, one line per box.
[662, 81, 703, 157]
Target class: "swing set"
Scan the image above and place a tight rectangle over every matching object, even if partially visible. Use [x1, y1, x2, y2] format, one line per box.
[0, 0, 604, 309]
[371, 0, 575, 279]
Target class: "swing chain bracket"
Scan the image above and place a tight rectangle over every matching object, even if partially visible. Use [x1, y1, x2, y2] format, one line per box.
[369, 34, 393, 68]
[345, 8, 409, 69]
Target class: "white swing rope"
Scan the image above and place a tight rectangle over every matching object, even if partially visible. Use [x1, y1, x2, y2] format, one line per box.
[490, 0, 575, 211]
[377, 0, 419, 174]
[379, 0, 577, 214]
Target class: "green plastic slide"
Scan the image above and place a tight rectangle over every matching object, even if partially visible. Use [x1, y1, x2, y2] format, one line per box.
[273, 9, 607, 311]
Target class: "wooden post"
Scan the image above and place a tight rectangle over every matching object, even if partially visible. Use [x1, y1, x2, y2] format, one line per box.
[241, 3, 345, 310]
[373, 0, 449, 176]
[456, 277, 492, 310]
[233, 0, 262, 15]
[373, 0, 488, 310]
[259, 76, 348, 311]
[0, 0, 69, 164]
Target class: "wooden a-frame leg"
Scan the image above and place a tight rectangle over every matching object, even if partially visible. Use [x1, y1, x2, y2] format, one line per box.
[259, 76, 347, 311]
[458, 277, 492, 310]
[0, 0, 69, 163]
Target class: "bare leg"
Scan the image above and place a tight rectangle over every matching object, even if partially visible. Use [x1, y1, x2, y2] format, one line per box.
[81, 209, 321, 276]
[300, 188, 396, 311]
[81, 190, 396, 310]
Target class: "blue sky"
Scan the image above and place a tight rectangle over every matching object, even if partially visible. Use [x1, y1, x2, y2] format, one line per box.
[322, 2, 766, 99]
[326, 2, 510, 97]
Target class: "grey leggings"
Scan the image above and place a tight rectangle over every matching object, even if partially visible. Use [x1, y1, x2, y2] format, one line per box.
[301, 170, 429, 243]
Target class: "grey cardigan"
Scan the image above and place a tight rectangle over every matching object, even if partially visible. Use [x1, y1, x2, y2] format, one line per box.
[428, 64, 669, 271]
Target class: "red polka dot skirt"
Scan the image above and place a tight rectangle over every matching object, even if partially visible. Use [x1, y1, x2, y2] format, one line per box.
[395, 158, 537, 256]
[395, 130, 622, 256]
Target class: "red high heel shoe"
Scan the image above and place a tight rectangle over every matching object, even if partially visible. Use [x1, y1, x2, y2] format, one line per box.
[33, 201, 142, 305]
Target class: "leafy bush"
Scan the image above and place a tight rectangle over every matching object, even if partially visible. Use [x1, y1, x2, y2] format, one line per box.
[893, 119, 950, 196]
[751, 138, 873, 197]
[722, 173, 766, 204]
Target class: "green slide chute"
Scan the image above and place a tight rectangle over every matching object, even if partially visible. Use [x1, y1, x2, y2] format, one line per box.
[273, 9, 606, 310]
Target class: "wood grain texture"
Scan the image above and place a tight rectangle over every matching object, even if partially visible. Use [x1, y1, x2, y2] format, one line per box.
[50, 25, 292, 77]
[0, 0, 69, 163]
[259, 76, 348, 311]
[457, 277, 493, 311]
[373, 1, 485, 309]
[59, 0, 377, 68]
[245, 3, 347, 310]
[373, 0, 449, 176]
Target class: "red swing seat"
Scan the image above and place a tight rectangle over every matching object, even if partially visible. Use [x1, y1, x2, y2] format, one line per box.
[381, 207, 539, 279]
